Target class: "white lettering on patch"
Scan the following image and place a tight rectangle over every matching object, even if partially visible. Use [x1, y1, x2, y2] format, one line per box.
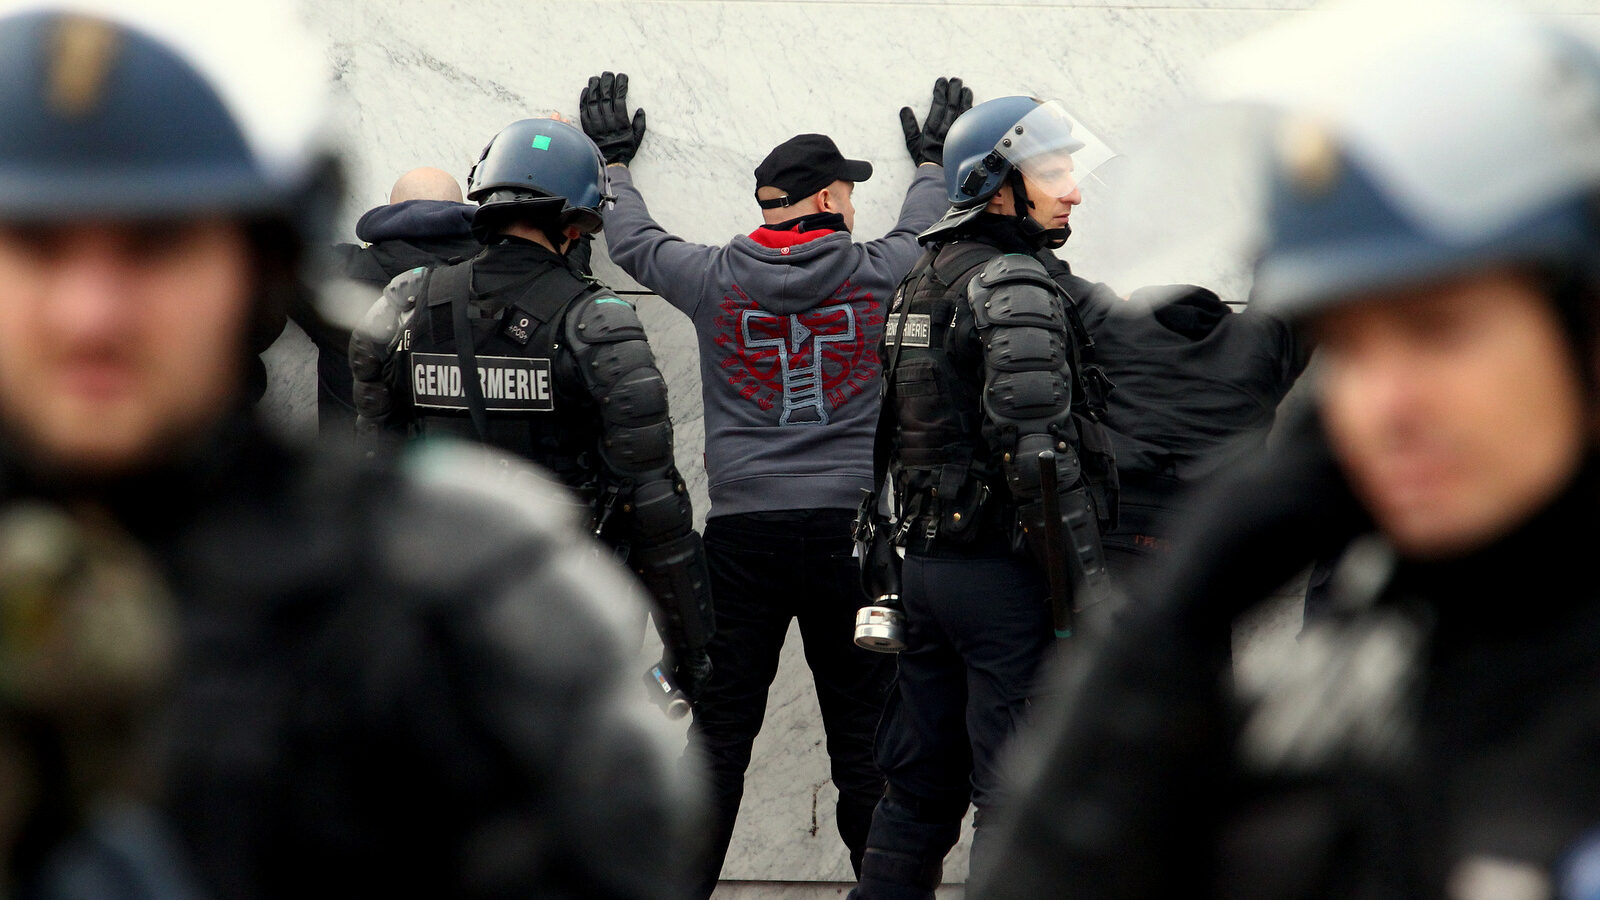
[884, 313, 932, 348]
[408, 352, 555, 412]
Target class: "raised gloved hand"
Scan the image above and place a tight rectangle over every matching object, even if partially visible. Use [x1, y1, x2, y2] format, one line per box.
[580, 71, 647, 166]
[899, 76, 973, 167]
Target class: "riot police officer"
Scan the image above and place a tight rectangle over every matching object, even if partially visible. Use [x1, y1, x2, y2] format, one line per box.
[349, 118, 714, 702]
[972, 1, 1600, 897]
[850, 96, 1117, 899]
[0, 3, 702, 897]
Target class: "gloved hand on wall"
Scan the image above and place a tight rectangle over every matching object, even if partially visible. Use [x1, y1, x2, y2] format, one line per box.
[580, 71, 647, 166]
[899, 76, 973, 167]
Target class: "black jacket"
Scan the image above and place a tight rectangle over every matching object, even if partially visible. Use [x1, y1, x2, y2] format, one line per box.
[880, 215, 1117, 560]
[1040, 255, 1309, 551]
[0, 416, 702, 899]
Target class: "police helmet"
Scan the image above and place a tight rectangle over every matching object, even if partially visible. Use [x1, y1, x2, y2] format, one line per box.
[1204, 0, 1600, 321]
[0, 0, 341, 349]
[0, 1, 338, 236]
[467, 118, 610, 242]
[943, 96, 1086, 209]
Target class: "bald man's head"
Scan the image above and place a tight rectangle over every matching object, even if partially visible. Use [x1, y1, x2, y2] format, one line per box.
[389, 167, 464, 204]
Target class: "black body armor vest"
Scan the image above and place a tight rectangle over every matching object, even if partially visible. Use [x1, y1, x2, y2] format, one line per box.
[402, 258, 602, 493]
[883, 241, 1004, 545]
[880, 240, 1117, 549]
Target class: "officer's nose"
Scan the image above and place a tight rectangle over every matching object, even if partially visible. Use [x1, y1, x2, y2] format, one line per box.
[1320, 320, 1429, 446]
[44, 226, 141, 339]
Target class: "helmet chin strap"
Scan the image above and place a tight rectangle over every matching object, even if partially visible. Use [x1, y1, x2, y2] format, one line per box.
[1006, 168, 1069, 249]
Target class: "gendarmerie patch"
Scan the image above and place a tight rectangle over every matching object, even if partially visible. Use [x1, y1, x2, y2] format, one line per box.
[885, 313, 931, 348]
[410, 353, 555, 412]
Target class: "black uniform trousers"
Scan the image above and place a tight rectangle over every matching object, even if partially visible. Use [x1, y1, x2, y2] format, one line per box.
[850, 541, 1054, 900]
[688, 509, 896, 897]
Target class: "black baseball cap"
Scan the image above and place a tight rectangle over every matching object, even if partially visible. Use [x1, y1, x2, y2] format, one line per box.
[753, 134, 873, 209]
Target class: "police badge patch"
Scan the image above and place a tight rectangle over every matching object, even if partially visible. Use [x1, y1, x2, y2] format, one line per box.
[885, 313, 932, 348]
[410, 353, 555, 412]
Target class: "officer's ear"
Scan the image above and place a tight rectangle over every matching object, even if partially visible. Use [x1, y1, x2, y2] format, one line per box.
[984, 183, 1013, 216]
[560, 224, 584, 253]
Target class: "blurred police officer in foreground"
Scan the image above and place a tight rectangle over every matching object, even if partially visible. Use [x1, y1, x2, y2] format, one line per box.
[0, 2, 701, 896]
[582, 70, 964, 895]
[849, 95, 1118, 899]
[972, 1, 1600, 897]
[349, 118, 715, 705]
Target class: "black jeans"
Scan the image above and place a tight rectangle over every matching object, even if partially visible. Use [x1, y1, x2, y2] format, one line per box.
[850, 548, 1053, 900]
[688, 510, 896, 898]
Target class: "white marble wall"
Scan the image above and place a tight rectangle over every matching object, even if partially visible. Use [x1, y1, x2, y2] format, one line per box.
[258, 0, 1600, 890]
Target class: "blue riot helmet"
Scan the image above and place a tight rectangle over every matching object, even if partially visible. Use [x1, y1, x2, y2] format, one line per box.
[0, 3, 337, 225]
[1200, 0, 1600, 323]
[467, 118, 611, 244]
[0, 2, 341, 351]
[935, 96, 1113, 247]
[944, 96, 1052, 208]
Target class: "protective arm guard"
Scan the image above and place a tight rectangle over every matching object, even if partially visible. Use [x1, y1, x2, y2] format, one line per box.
[971, 255, 1111, 605]
[349, 267, 427, 439]
[565, 295, 678, 484]
[630, 530, 715, 677]
[627, 527, 715, 703]
[566, 295, 714, 697]
[1017, 483, 1113, 617]
[969, 254, 1079, 503]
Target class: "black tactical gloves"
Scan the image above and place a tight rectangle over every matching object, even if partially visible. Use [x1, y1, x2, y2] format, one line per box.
[900, 76, 973, 167]
[581, 71, 647, 166]
[674, 648, 713, 705]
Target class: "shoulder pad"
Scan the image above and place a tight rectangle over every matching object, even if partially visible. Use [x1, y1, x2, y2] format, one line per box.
[973, 253, 1056, 291]
[381, 266, 431, 315]
[969, 254, 1064, 330]
[570, 294, 647, 344]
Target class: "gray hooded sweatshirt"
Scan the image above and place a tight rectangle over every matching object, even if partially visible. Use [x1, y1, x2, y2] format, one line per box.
[603, 164, 947, 517]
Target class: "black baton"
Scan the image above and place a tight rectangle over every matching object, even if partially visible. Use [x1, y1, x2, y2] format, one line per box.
[1037, 450, 1074, 639]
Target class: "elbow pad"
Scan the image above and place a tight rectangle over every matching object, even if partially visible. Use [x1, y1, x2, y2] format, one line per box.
[567, 296, 678, 476]
[630, 476, 694, 545]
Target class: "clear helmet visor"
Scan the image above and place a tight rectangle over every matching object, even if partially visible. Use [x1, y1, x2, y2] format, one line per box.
[994, 100, 1118, 198]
